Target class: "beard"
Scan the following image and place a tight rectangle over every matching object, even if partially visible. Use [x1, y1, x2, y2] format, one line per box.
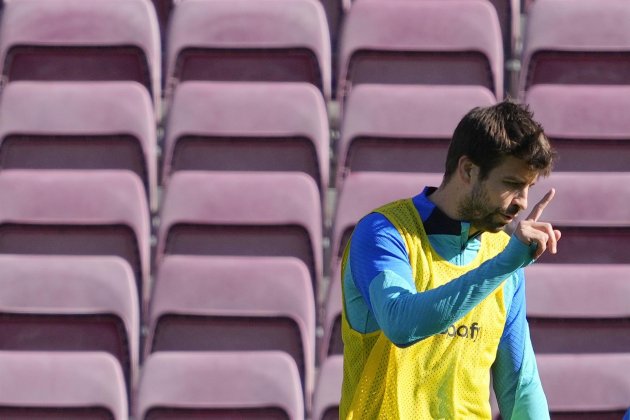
[457, 182, 520, 233]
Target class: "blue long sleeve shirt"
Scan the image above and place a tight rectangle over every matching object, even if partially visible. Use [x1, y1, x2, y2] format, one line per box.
[344, 186, 549, 419]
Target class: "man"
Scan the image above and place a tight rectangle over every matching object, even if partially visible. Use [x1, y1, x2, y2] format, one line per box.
[339, 101, 561, 419]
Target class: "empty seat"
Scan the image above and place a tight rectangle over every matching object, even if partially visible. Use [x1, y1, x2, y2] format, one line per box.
[525, 85, 630, 172]
[136, 351, 304, 420]
[156, 171, 322, 298]
[0, 351, 127, 420]
[519, 172, 630, 264]
[166, 0, 331, 99]
[519, 0, 630, 95]
[0, 81, 158, 210]
[320, 262, 343, 361]
[161, 81, 329, 195]
[0, 0, 161, 107]
[338, 0, 503, 104]
[0, 254, 140, 393]
[537, 353, 630, 419]
[0, 170, 151, 307]
[526, 264, 630, 354]
[331, 172, 443, 268]
[312, 355, 343, 420]
[336, 84, 495, 187]
[147, 255, 316, 405]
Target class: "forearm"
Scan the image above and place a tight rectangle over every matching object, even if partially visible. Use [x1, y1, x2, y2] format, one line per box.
[369, 235, 534, 346]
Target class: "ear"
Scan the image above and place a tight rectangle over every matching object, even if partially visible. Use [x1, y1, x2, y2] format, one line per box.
[457, 156, 479, 185]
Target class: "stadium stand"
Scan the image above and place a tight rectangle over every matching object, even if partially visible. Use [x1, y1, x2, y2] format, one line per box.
[0, 254, 139, 396]
[0, 0, 161, 110]
[165, 0, 331, 100]
[161, 81, 329, 196]
[337, 0, 504, 105]
[312, 355, 343, 420]
[0, 170, 151, 310]
[0, 81, 159, 210]
[0, 351, 128, 420]
[136, 351, 304, 420]
[525, 84, 630, 172]
[320, 261, 344, 361]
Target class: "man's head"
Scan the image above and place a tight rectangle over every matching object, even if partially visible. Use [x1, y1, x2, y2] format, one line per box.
[441, 100, 555, 233]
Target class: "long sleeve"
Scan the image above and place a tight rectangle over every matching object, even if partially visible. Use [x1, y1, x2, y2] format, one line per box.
[492, 269, 549, 420]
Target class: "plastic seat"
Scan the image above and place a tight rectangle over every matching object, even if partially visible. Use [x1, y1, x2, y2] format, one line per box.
[0, 254, 140, 394]
[147, 255, 316, 406]
[0, 0, 161, 108]
[166, 0, 331, 99]
[0, 170, 151, 308]
[312, 355, 343, 420]
[525, 264, 630, 354]
[330, 172, 443, 269]
[156, 171, 322, 298]
[519, 0, 630, 96]
[136, 351, 304, 420]
[0, 351, 127, 420]
[161, 81, 329, 195]
[320, 262, 343, 361]
[517, 172, 630, 264]
[336, 85, 495, 187]
[536, 353, 630, 419]
[0, 81, 158, 210]
[338, 0, 503, 104]
[525, 85, 630, 172]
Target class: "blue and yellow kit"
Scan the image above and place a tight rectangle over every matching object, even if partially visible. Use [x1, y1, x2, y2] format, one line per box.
[340, 187, 549, 419]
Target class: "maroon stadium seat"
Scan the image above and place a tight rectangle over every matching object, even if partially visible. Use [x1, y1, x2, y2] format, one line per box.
[312, 355, 343, 420]
[0, 351, 128, 420]
[136, 351, 304, 420]
[321, 261, 343, 361]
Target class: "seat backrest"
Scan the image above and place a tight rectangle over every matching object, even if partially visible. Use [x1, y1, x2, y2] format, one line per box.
[0, 0, 161, 108]
[338, 0, 503, 103]
[147, 255, 315, 400]
[526, 263, 630, 354]
[162, 81, 329, 193]
[136, 351, 304, 420]
[312, 355, 343, 420]
[321, 262, 343, 362]
[525, 85, 630, 172]
[518, 172, 630, 264]
[166, 0, 331, 99]
[157, 171, 322, 297]
[337, 84, 495, 187]
[0, 351, 127, 420]
[0, 81, 158, 210]
[331, 172, 443, 268]
[0, 170, 151, 306]
[0, 254, 139, 392]
[537, 353, 630, 418]
[520, 0, 630, 95]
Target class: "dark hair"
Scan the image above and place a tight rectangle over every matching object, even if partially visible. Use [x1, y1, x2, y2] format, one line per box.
[443, 100, 554, 182]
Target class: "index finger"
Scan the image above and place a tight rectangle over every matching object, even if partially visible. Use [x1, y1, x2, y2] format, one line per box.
[526, 188, 555, 222]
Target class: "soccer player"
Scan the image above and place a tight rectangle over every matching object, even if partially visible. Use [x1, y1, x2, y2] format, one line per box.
[339, 101, 560, 419]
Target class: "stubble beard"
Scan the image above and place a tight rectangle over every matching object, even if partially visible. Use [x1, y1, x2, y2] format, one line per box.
[457, 182, 514, 233]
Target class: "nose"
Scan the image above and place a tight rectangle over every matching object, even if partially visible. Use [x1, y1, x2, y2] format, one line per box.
[513, 186, 529, 211]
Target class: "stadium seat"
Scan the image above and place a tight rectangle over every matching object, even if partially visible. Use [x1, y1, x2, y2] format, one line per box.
[156, 171, 323, 299]
[0, 170, 151, 308]
[525, 84, 630, 172]
[517, 172, 630, 264]
[336, 84, 495, 187]
[161, 81, 329, 196]
[147, 255, 316, 406]
[165, 0, 331, 99]
[0, 351, 128, 420]
[136, 351, 304, 420]
[0, 81, 158, 210]
[312, 355, 343, 420]
[338, 0, 503, 104]
[320, 261, 343, 361]
[526, 264, 630, 354]
[519, 0, 630, 96]
[330, 172, 443, 269]
[0, 0, 161, 109]
[537, 353, 630, 419]
[0, 254, 140, 394]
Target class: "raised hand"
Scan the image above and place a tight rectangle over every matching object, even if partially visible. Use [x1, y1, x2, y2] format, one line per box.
[513, 188, 562, 259]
